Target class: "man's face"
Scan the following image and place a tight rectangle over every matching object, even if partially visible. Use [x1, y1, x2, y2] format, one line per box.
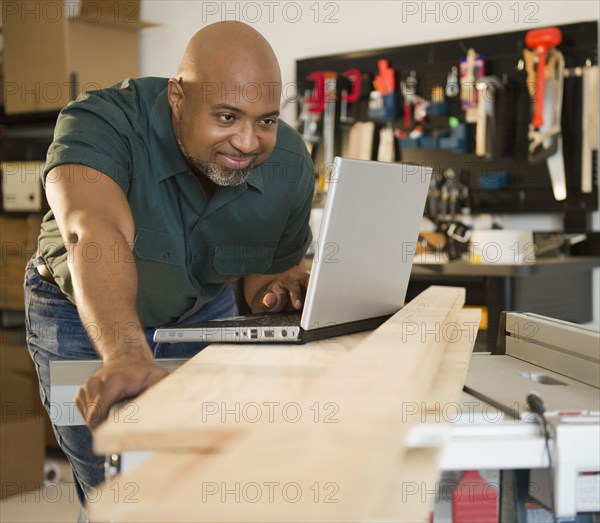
[172, 79, 281, 187]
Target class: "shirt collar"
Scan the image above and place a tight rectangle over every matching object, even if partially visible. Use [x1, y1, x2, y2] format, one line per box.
[149, 87, 189, 182]
[148, 85, 264, 193]
[245, 167, 264, 193]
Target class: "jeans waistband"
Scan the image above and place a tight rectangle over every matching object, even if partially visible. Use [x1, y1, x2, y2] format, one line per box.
[32, 254, 58, 286]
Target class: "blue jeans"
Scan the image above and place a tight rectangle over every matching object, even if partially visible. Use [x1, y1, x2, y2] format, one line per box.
[24, 255, 238, 507]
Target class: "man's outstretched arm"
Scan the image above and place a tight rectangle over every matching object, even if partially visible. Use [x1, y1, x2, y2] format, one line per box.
[46, 164, 168, 430]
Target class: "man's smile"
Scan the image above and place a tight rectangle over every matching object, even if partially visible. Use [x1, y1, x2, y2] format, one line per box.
[217, 153, 255, 170]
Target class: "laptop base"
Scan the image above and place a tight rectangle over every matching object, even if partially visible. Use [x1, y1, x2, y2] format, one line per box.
[153, 313, 392, 345]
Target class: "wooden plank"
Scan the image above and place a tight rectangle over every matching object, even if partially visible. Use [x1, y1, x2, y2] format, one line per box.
[89, 448, 439, 523]
[89, 286, 466, 521]
[89, 302, 479, 523]
[372, 309, 481, 521]
[425, 309, 482, 411]
[88, 452, 223, 522]
[95, 333, 369, 453]
[380, 448, 442, 523]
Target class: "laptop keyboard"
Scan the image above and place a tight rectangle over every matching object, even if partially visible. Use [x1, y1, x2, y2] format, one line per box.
[191, 311, 302, 329]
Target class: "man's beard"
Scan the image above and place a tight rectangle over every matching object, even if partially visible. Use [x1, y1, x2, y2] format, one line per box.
[176, 124, 253, 187]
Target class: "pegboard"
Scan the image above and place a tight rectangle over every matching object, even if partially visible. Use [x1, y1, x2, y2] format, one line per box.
[296, 21, 598, 228]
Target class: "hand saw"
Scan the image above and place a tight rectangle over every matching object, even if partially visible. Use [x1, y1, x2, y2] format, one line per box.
[525, 27, 566, 200]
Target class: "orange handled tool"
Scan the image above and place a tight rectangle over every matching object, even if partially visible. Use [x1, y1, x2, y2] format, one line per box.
[525, 27, 562, 128]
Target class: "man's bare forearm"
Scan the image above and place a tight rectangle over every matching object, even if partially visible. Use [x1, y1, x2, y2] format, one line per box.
[68, 229, 151, 363]
[44, 165, 167, 428]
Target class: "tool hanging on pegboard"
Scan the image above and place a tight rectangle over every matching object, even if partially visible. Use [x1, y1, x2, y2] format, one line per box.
[301, 70, 338, 193]
[460, 48, 485, 124]
[338, 69, 362, 158]
[474, 76, 503, 158]
[580, 64, 599, 194]
[300, 71, 325, 156]
[524, 27, 567, 201]
[321, 71, 337, 192]
[339, 69, 361, 123]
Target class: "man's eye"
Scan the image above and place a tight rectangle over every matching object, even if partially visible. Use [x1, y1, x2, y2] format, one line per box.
[219, 114, 235, 122]
[260, 118, 278, 126]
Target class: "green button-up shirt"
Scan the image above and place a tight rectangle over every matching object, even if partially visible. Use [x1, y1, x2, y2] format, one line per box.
[39, 77, 314, 327]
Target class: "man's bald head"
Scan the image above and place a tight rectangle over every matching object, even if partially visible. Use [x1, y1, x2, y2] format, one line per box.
[177, 21, 281, 87]
[167, 22, 282, 189]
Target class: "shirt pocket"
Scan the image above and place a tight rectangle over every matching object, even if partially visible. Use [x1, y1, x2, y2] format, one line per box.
[212, 243, 275, 276]
[134, 228, 186, 296]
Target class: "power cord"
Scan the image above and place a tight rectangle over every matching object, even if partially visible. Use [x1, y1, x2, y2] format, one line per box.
[526, 392, 556, 522]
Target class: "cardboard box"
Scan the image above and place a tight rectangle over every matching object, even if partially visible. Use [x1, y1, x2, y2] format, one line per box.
[0, 342, 42, 412]
[0, 339, 61, 449]
[1, 161, 44, 212]
[0, 417, 45, 499]
[0, 214, 42, 254]
[0, 214, 43, 310]
[0, 336, 62, 450]
[2, 0, 154, 114]
[0, 275, 26, 312]
[0, 343, 46, 499]
[0, 328, 28, 345]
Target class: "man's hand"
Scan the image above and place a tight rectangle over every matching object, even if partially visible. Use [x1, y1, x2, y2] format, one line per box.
[259, 271, 310, 313]
[75, 350, 168, 430]
[244, 263, 309, 313]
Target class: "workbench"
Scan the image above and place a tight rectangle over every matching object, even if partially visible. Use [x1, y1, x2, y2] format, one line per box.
[71, 286, 480, 522]
[409, 257, 598, 352]
[49, 285, 599, 521]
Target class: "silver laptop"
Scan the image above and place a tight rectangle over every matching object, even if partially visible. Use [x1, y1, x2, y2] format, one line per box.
[154, 157, 432, 344]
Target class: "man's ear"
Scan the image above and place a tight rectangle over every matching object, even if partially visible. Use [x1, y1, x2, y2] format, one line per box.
[167, 77, 185, 119]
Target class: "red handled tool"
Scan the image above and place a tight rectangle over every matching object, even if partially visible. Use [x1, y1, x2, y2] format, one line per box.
[339, 69, 362, 125]
[341, 69, 361, 103]
[525, 27, 562, 128]
[300, 71, 326, 156]
[305, 71, 326, 114]
[401, 70, 418, 129]
[524, 27, 567, 200]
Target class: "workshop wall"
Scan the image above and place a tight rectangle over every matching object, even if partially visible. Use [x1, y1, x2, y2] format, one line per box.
[138, 1, 599, 216]
[139, 1, 599, 122]
[138, 0, 599, 324]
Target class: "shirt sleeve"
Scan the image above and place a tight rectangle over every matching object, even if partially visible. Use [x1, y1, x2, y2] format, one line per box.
[43, 91, 133, 194]
[266, 153, 315, 274]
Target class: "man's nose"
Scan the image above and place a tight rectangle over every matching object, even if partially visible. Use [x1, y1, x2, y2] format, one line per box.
[230, 123, 259, 154]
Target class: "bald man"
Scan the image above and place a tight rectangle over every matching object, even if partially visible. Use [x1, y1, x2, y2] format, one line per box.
[25, 22, 314, 507]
